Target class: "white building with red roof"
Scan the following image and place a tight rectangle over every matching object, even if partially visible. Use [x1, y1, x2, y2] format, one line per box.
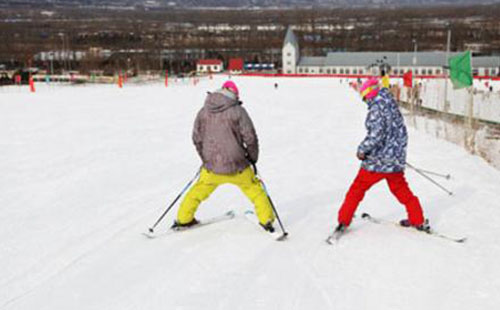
[197, 59, 223, 74]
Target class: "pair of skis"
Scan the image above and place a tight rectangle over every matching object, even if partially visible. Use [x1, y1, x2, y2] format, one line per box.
[142, 210, 236, 239]
[144, 210, 466, 244]
[326, 212, 467, 245]
[143, 209, 288, 241]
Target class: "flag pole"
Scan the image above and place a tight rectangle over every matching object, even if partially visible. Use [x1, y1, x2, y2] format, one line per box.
[443, 28, 451, 112]
[466, 50, 475, 153]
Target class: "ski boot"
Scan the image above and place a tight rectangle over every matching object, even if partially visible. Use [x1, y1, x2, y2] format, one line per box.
[335, 223, 346, 233]
[326, 223, 347, 244]
[399, 219, 431, 233]
[171, 218, 199, 231]
[260, 221, 275, 233]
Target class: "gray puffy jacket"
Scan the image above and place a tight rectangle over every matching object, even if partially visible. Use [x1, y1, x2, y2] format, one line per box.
[192, 89, 259, 175]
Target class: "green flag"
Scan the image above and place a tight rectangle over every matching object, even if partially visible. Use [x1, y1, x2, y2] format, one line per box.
[449, 51, 473, 89]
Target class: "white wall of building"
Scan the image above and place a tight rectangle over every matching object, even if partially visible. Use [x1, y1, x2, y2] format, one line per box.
[197, 64, 223, 73]
[282, 43, 298, 74]
[296, 66, 368, 75]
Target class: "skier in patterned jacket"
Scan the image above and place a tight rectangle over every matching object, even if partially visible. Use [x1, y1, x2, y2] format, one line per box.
[174, 80, 276, 232]
[334, 77, 428, 234]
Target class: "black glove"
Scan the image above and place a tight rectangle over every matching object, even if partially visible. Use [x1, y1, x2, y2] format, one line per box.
[246, 155, 257, 175]
[251, 162, 258, 175]
[357, 152, 366, 161]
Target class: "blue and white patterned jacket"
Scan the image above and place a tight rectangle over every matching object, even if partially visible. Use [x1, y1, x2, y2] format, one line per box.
[358, 88, 407, 173]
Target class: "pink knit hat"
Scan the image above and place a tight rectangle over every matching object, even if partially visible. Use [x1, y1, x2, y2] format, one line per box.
[359, 78, 380, 100]
[222, 80, 239, 97]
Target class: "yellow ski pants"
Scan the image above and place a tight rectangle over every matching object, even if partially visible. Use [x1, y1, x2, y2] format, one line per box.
[177, 167, 275, 225]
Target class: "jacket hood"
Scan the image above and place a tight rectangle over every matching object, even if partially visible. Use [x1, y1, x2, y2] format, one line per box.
[205, 89, 239, 113]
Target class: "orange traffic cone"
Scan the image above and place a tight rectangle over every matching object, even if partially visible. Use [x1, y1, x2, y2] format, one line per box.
[118, 74, 123, 88]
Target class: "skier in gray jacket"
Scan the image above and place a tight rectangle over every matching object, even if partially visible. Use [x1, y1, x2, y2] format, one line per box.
[175, 81, 275, 231]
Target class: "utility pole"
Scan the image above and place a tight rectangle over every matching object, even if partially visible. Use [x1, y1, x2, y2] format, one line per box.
[59, 33, 66, 73]
[50, 51, 54, 75]
[412, 39, 418, 66]
[397, 52, 400, 75]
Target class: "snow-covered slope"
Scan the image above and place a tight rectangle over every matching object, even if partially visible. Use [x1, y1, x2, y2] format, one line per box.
[1, 77, 499, 310]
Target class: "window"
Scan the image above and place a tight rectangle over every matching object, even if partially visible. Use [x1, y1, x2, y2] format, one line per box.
[414, 69, 419, 75]
[359, 69, 364, 74]
[319, 68, 323, 73]
[345, 69, 350, 74]
[353, 69, 358, 74]
[332, 68, 337, 74]
[340, 68, 344, 74]
[298, 68, 303, 73]
[287, 61, 291, 65]
[305, 68, 309, 73]
[287, 53, 291, 56]
[327, 69, 331, 74]
[212, 66, 218, 71]
[485, 69, 490, 76]
[287, 70, 292, 74]
[436, 70, 441, 75]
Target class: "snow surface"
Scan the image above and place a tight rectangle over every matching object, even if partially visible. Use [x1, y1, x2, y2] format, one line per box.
[1, 77, 500, 310]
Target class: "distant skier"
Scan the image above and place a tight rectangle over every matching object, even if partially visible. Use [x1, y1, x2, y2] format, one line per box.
[274, 82, 278, 89]
[333, 77, 429, 235]
[174, 80, 276, 232]
[381, 70, 390, 89]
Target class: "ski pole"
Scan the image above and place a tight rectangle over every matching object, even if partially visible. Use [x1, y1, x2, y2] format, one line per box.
[406, 163, 453, 196]
[255, 169, 288, 239]
[407, 165, 451, 180]
[367, 157, 453, 196]
[367, 156, 451, 180]
[148, 166, 202, 233]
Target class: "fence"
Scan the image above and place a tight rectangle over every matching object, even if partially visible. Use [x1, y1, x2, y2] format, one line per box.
[399, 78, 500, 125]
[396, 77, 500, 169]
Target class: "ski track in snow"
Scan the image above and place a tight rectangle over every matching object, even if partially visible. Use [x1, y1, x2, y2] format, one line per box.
[1, 77, 500, 309]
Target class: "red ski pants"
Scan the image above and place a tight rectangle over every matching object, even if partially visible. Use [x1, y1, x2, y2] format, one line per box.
[338, 168, 424, 226]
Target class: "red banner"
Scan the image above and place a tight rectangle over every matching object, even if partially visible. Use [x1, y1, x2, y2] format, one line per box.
[403, 71, 413, 87]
